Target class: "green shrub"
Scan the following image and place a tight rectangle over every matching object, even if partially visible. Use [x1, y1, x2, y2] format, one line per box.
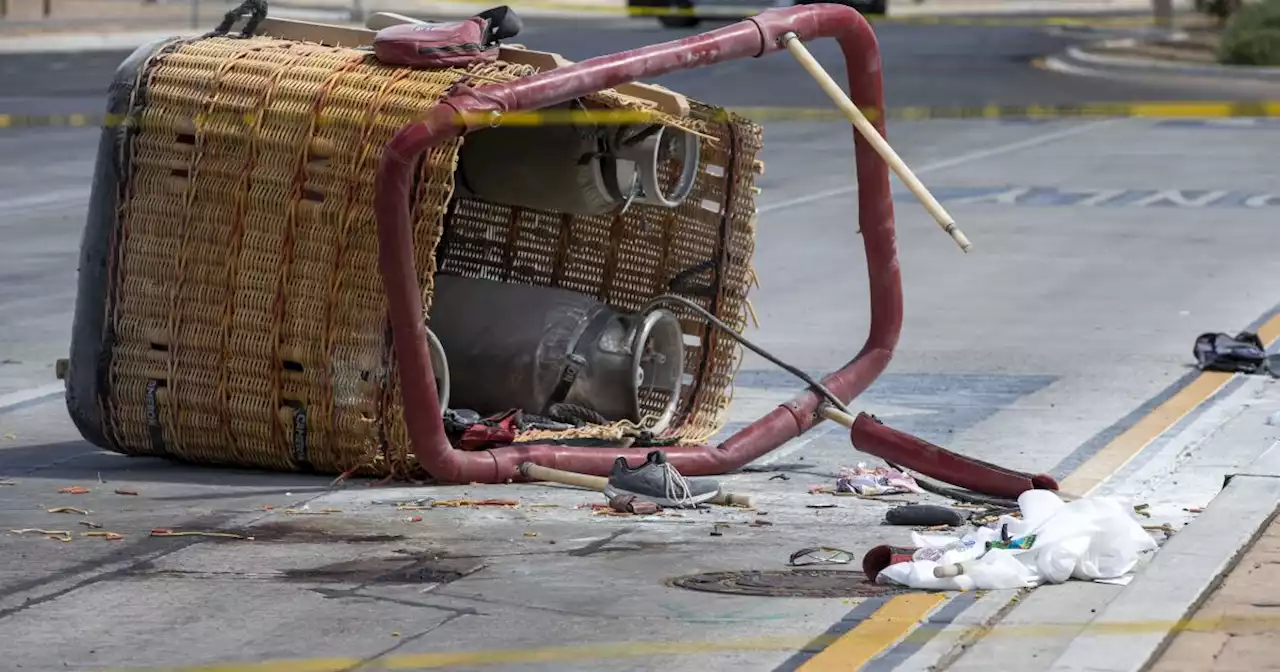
[1219, 0, 1280, 65]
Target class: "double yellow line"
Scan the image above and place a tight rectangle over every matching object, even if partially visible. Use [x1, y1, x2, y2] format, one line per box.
[3, 100, 1280, 132]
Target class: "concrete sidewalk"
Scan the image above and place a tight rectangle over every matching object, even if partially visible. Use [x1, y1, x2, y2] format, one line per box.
[1149, 515, 1280, 672]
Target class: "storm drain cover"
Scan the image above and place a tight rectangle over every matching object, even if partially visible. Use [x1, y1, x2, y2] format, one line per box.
[669, 570, 914, 598]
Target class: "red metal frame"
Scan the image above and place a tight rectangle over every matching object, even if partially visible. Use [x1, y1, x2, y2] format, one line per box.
[375, 3, 1058, 496]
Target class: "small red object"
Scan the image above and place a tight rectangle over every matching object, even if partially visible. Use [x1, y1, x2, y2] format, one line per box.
[58, 486, 90, 494]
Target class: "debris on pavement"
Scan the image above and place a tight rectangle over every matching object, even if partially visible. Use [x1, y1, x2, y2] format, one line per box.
[10, 528, 73, 542]
[405, 516, 423, 522]
[58, 486, 90, 495]
[0, 479, 15, 486]
[790, 546, 855, 567]
[432, 499, 520, 508]
[114, 488, 139, 496]
[710, 522, 731, 536]
[47, 507, 91, 515]
[523, 531, 538, 537]
[869, 490, 1158, 591]
[78, 521, 103, 529]
[1194, 331, 1280, 376]
[151, 528, 253, 540]
[608, 494, 662, 515]
[806, 503, 838, 509]
[768, 474, 790, 481]
[885, 504, 966, 527]
[836, 464, 925, 496]
[283, 506, 343, 515]
[84, 531, 124, 541]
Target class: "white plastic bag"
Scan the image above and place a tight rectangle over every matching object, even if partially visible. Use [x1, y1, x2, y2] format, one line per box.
[873, 490, 1156, 591]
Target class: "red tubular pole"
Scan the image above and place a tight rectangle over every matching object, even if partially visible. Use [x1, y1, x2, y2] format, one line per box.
[376, 4, 892, 484]
[376, 4, 1054, 492]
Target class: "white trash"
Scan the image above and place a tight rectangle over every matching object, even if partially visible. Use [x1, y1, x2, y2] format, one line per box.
[875, 490, 1158, 591]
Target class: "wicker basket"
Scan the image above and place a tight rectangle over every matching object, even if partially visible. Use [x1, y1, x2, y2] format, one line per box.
[68, 33, 763, 479]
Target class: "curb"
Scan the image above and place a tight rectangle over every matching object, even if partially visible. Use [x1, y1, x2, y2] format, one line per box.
[1065, 40, 1280, 79]
[1046, 441, 1280, 672]
[1040, 49, 1280, 94]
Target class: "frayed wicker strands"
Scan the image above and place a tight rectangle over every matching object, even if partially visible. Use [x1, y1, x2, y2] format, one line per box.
[100, 35, 763, 479]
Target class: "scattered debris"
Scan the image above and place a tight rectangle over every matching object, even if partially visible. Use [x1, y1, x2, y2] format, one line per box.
[391, 632, 401, 638]
[885, 504, 966, 527]
[58, 486, 90, 495]
[806, 503, 838, 509]
[789, 546, 855, 567]
[768, 473, 790, 481]
[710, 522, 731, 537]
[523, 531, 539, 537]
[836, 464, 924, 496]
[151, 528, 253, 540]
[1194, 331, 1280, 376]
[2, 433, 16, 441]
[750, 519, 773, 527]
[84, 531, 123, 541]
[1144, 523, 1175, 537]
[406, 516, 423, 523]
[283, 507, 343, 515]
[114, 488, 139, 496]
[262, 505, 275, 510]
[608, 494, 662, 515]
[872, 490, 1157, 590]
[78, 521, 103, 529]
[0, 479, 15, 486]
[1186, 507, 1204, 514]
[433, 499, 520, 508]
[46, 507, 91, 516]
[10, 528, 73, 542]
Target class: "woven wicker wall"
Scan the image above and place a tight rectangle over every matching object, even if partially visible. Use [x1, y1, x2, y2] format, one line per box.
[96, 35, 762, 478]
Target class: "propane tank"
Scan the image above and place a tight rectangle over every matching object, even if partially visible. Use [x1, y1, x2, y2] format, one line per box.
[427, 274, 685, 433]
[453, 102, 700, 216]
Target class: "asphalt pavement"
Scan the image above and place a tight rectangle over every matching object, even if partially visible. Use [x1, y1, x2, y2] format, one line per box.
[2, 14, 1279, 672]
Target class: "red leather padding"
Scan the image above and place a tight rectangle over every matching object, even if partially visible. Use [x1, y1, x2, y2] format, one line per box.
[373, 19, 498, 68]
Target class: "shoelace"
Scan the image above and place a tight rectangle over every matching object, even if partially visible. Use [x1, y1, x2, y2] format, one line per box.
[660, 461, 697, 508]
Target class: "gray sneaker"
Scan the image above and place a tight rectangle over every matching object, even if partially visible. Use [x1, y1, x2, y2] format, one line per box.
[604, 451, 721, 509]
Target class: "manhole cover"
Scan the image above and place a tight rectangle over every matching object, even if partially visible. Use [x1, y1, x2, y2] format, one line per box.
[669, 570, 915, 598]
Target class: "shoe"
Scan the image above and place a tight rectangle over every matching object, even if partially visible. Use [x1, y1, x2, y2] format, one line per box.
[603, 450, 721, 509]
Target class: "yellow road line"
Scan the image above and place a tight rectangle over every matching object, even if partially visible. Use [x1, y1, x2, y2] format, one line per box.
[109, 611, 1280, 672]
[1060, 310, 1280, 497]
[798, 593, 949, 672]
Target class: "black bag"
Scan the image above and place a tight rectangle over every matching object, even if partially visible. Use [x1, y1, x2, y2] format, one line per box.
[1193, 331, 1279, 376]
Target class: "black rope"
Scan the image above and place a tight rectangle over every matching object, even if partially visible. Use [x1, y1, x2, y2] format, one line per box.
[205, 0, 269, 39]
[639, 294, 1015, 507]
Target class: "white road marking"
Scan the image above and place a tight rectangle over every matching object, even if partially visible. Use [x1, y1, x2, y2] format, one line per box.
[757, 118, 1124, 213]
[0, 382, 63, 411]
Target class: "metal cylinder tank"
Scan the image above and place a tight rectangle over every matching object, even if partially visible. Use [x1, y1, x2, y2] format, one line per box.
[427, 274, 685, 433]
[453, 102, 701, 216]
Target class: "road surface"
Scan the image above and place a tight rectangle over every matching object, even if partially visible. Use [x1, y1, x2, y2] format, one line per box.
[1, 15, 1278, 672]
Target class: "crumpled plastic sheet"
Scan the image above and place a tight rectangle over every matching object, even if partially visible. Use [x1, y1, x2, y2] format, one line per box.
[876, 490, 1159, 591]
[837, 464, 925, 496]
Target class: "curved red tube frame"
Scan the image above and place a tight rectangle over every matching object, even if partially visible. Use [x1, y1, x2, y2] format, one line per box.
[375, 3, 1053, 491]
